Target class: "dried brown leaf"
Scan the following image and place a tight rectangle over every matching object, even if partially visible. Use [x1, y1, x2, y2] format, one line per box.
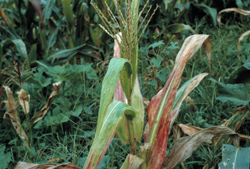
[217, 8, 250, 25]
[161, 126, 240, 169]
[3, 86, 29, 146]
[238, 30, 250, 56]
[31, 82, 61, 124]
[173, 124, 203, 141]
[17, 89, 30, 114]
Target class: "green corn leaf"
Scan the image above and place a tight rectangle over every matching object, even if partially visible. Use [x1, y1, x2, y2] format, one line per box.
[167, 23, 196, 33]
[28, 43, 37, 63]
[63, 0, 74, 34]
[131, 0, 140, 92]
[219, 144, 250, 169]
[44, 28, 58, 59]
[216, 82, 250, 106]
[96, 57, 132, 135]
[120, 154, 144, 169]
[83, 101, 137, 169]
[131, 76, 144, 141]
[5, 39, 29, 68]
[43, 0, 55, 25]
[47, 44, 86, 63]
[119, 63, 132, 100]
[192, 3, 217, 26]
[113, 36, 144, 143]
[116, 76, 144, 144]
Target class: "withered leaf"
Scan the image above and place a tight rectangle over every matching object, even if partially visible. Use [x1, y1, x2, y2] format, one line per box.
[161, 126, 241, 169]
[31, 82, 61, 124]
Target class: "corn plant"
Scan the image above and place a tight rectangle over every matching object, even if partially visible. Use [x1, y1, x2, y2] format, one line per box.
[0, 0, 106, 67]
[79, 1, 242, 169]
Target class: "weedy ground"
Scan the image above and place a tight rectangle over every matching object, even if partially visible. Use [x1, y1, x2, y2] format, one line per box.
[2, 20, 250, 169]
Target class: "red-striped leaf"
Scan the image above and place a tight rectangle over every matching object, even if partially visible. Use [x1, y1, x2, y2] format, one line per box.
[146, 35, 211, 169]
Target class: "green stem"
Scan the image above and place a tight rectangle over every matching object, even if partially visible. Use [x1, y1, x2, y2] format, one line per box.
[68, 34, 76, 64]
[140, 145, 149, 169]
[127, 119, 136, 155]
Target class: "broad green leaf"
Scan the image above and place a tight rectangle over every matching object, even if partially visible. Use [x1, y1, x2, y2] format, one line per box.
[44, 28, 58, 59]
[148, 40, 165, 50]
[43, 0, 55, 25]
[63, 0, 74, 34]
[216, 82, 250, 106]
[192, 3, 217, 26]
[8, 39, 29, 67]
[164, 0, 176, 10]
[150, 55, 163, 68]
[120, 154, 144, 169]
[219, 144, 250, 169]
[89, 26, 103, 48]
[228, 59, 250, 83]
[83, 101, 136, 169]
[47, 44, 85, 63]
[146, 35, 211, 169]
[167, 23, 196, 33]
[96, 58, 132, 135]
[236, 0, 243, 9]
[28, 43, 37, 63]
[0, 145, 11, 169]
[161, 126, 240, 169]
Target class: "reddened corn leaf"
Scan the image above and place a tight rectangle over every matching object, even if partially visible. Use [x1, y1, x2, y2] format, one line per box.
[146, 35, 211, 169]
[30, 0, 44, 28]
[170, 73, 209, 128]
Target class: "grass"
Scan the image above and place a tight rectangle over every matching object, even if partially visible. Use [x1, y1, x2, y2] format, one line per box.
[1, 18, 250, 169]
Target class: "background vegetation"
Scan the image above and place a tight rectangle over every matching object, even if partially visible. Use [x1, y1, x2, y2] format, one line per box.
[1, 0, 250, 168]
